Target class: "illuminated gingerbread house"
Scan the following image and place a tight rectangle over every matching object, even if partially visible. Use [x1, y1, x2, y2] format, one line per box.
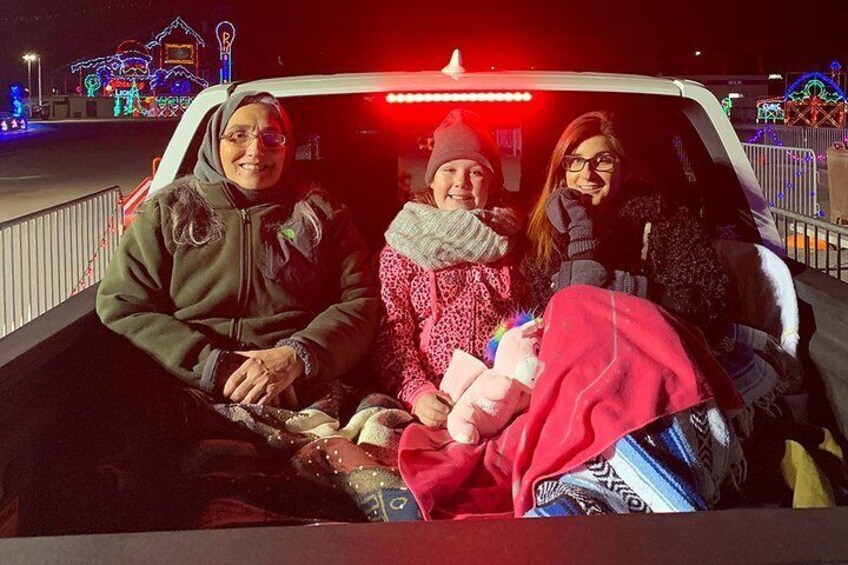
[69, 17, 213, 118]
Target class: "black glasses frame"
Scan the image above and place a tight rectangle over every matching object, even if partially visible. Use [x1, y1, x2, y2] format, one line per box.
[561, 153, 617, 173]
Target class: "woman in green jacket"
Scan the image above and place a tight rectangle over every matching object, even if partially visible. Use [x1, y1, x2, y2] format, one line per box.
[96, 91, 379, 408]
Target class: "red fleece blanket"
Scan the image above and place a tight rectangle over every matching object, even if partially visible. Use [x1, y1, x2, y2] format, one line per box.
[398, 286, 742, 519]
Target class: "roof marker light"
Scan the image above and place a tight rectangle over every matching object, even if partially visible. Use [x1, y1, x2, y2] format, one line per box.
[385, 91, 533, 103]
[441, 49, 465, 79]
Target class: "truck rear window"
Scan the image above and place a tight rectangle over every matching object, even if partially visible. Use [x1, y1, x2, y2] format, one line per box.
[178, 92, 756, 251]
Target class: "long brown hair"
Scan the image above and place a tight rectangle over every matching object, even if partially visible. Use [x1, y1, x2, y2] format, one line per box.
[526, 111, 626, 269]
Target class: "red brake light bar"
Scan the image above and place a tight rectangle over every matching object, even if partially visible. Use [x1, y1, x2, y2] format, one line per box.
[386, 92, 533, 103]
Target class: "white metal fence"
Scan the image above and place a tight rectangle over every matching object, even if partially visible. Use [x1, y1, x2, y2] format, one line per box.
[736, 124, 848, 160]
[771, 207, 848, 282]
[743, 143, 819, 217]
[0, 187, 123, 339]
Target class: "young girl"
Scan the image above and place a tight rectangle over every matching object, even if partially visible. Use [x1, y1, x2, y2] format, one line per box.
[373, 109, 526, 427]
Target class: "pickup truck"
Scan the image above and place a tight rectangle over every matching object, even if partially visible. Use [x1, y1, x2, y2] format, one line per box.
[2, 67, 847, 563]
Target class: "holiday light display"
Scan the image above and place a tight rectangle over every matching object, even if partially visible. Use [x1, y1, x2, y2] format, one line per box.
[721, 96, 732, 117]
[146, 16, 205, 51]
[84, 74, 101, 97]
[757, 97, 785, 124]
[9, 85, 25, 118]
[113, 81, 142, 117]
[216, 21, 236, 84]
[69, 16, 210, 118]
[784, 72, 845, 128]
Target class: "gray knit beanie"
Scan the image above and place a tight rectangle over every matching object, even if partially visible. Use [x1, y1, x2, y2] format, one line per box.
[424, 109, 503, 187]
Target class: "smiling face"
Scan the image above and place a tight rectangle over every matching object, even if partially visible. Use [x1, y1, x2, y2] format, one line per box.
[219, 103, 287, 190]
[429, 159, 492, 211]
[564, 134, 622, 206]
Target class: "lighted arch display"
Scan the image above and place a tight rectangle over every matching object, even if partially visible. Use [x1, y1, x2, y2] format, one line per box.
[784, 72, 845, 127]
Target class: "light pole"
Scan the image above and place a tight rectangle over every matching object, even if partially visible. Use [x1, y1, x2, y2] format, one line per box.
[23, 53, 35, 115]
[37, 55, 42, 107]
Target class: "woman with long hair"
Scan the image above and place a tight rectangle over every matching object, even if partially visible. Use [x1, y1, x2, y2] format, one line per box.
[524, 110, 735, 339]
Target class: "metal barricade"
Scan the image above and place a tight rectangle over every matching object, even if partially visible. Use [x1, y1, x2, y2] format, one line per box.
[743, 143, 819, 217]
[0, 187, 123, 339]
[735, 124, 848, 161]
[736, 124, 805, 148]
[804, 128, 848, 160]
[771, 206, 848, 282]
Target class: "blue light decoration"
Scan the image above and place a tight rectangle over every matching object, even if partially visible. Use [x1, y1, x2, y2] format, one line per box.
[784, 72, 845, 127]
[152, 65, 207, 94]
[831, 61, 842, 77]
[756, 97, 785, 124]
[84, 74, 101, 97]
[216, 21, 236, 84]
[9, 84, 25, 118]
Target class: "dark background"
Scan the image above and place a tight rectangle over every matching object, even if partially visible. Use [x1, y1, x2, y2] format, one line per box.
[1, 0, 847, 106]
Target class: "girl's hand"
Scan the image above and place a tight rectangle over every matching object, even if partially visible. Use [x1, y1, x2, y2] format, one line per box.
[412, 391, 454, 428]
[223, 346, 305, 405]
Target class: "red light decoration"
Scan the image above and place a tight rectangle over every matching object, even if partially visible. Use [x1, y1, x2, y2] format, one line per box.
[386, 92, 533, 104]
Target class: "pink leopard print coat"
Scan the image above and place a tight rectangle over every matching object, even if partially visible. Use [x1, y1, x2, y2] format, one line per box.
[372, 245, 526, 408]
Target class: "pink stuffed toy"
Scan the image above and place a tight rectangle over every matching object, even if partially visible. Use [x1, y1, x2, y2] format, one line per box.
[439, 315, 543, 444]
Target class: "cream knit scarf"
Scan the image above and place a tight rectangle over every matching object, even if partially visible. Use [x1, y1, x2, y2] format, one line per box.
[385, 202, 522, 270]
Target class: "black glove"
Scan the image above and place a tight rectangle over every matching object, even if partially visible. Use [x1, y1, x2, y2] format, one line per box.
[545, 188, 598, 259]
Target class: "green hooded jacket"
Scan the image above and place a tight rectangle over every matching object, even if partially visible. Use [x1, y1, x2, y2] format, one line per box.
[96, 179, 379, 390]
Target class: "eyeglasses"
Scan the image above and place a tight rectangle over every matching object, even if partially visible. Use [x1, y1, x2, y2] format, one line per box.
[220, 131, 287, 148]
[562, 152, 617, 173]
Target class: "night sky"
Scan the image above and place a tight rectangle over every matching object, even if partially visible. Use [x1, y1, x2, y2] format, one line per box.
[1, 0, 847, 105]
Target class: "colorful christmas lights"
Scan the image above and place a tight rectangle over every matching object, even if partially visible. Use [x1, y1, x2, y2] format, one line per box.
[69, 15, 209, 115]
[146, 17, 205, 49]
[756, 97, 785, 124]
[113, 81, 142, 117]
[84, 74, 101, 97]
[784, 72, 845, 127]
[9, 85, 25, 118]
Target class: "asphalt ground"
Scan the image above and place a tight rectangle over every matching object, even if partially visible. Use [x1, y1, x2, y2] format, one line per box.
[0, 120, 177, 223]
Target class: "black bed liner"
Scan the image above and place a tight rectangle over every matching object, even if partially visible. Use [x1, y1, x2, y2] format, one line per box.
[4, 507, 848, 564]
[1, 262, 848, 559]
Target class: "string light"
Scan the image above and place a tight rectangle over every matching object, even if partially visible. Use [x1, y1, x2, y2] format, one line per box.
[756, 97, 785, 124]
[9, 85, 25, 118]
[84, 74, 101, 97]
[784, 72, 845, 128]
[152, 65, 208, 93]
[68, 16, 209, 113]
[216, 21, 236, 84]
[721, 96, 732, 117]
[746, 124, 825, 217]
[69, 200, 123, 297]
[145, 17, 206, 49]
